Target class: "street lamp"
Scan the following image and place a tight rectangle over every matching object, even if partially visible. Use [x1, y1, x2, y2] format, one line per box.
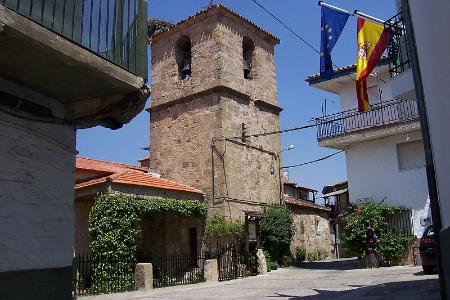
[277, 145, 295, 204]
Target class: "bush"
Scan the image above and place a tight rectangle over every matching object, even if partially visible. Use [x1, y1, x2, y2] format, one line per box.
[260, 206, 293, 265]
[295, 246, 306, 263]
[205, 215, 244, 246]
[341, 200, 414, 265]
[306, 249, 326, 262]
[280, 255, 294, 267]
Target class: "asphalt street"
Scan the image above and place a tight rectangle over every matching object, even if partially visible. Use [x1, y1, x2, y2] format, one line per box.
[82, 259, 440, 300]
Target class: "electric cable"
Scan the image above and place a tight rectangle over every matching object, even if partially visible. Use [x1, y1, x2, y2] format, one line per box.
[249, 0, 389, 96]
[281, 150, 345, 169]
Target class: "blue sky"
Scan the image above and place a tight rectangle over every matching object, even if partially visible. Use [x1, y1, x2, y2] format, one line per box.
[76, 0, 396, 193]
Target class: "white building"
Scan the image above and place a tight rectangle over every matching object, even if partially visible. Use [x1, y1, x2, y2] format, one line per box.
[306, 58, 428, 237]
[399, 0, 450, 296]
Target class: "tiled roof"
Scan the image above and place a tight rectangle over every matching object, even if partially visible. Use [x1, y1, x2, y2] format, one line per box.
[76, 156, 148, 173]
[75, 171, 204, 195]
[152, 4, 279, 44]
[137, 156, 151, 162]
[305, 56, 391, 82]
[285, 197, 331, 212]
[283, 181, 317, 192]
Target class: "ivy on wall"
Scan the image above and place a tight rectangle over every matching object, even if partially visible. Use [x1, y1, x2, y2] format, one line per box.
[87, 193, 207, 293]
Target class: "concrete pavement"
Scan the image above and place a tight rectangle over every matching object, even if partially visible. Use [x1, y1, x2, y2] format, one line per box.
[81, 259, 440, 299]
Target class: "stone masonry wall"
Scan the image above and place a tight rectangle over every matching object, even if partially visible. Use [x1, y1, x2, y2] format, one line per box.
[150, 8, 281, 221]
[150, 93, 222, 199]
[290, 206, 332, 258]
[151, 12, 278, 108]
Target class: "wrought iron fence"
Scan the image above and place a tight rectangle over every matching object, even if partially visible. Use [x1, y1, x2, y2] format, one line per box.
[73, 253, 136, 296]
[0, 0, 147, 78]
[385, 11, 411, 77]
[136, 252, 206, 288]
[208, 245, 257, 281]
[386, 209, 414, 236]
[316, 99, 419, 140]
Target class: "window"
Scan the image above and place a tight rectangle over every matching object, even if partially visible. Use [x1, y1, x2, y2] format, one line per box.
[176, 36, 191, 80]
[242, 36, 254, 79]
[397, 140, 425, 170]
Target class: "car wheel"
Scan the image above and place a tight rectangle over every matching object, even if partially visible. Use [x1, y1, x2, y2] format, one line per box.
[423, 265, 434, 274]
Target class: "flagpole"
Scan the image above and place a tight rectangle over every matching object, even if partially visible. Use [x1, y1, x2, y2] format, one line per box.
[354, 10, 385, 25]
[317, 1, 352, 15]
[318, 1, 387, 25]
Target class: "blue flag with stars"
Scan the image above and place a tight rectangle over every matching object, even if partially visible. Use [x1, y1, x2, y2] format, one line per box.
[320, 6, 350, 78]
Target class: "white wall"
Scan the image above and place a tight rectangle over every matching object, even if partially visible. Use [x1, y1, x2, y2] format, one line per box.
[0, 110, 76, 272]
[346, 131, 428, 236]
[338, 67, 393, 112]
[409, 0, 450, 229]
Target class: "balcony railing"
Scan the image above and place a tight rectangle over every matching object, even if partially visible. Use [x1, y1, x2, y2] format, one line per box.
[385, 11, 411, 77]
[0, 0, 147, 79]
[316, 99, 419, 140]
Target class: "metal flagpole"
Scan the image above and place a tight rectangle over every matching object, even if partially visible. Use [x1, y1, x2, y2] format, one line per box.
[317, 1, 352, 15]
[354, 10, 385, 25]
[318, 1, 387, 25]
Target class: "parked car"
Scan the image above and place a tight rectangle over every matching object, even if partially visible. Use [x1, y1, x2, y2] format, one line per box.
[419, 225, 436, 274]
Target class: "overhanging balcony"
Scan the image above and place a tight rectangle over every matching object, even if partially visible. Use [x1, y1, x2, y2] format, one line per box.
[0, 0, 149, 129]
[316, 99, 420, 148]
[385, 11, 416, 101]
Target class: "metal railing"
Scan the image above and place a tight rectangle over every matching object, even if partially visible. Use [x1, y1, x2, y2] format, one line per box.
[73, 253, 136, 296]
[1, 0, 147, 79]
[386, 209, 414, 236]
[316, 99, 419, 140]
[136, 251, 206, 288]
[385, 11, 411, 77]
[206, 244, 257, 281]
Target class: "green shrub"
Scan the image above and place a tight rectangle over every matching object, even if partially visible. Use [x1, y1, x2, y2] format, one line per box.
[341, 200, 414, 265]
[260, 206, 293, 265]
[205, 215, 244, 246]
[306, 249, 326, 262]
[280, 255, 294, 267]
[295, 246, 306, 263]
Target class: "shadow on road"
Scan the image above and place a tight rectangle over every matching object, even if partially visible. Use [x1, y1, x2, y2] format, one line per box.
[266, 279, 440, 299]
[291, 258, 359, 271]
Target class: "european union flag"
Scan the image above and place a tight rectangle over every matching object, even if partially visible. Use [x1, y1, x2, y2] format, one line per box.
[320, 6, 350, 78]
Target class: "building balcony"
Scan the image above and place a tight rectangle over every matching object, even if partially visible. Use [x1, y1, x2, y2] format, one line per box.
[316, 99, 420, 149]
[385, 11, 416, 101]
[0, 0, 149, 128]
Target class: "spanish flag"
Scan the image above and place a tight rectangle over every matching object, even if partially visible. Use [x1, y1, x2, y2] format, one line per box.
[356, 17, 393, 112]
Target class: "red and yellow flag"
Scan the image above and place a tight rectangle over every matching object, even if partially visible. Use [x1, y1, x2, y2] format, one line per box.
[356, 17, 393, 112]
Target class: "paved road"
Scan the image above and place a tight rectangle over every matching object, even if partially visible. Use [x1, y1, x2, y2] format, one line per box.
[82, 259, 440, 300]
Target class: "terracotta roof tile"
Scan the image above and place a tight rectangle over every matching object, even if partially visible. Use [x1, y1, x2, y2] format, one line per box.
[152, 4, 279, 44]
[76, 156, 148, 173]
[75, 171, 204, 195]
[285, 197, 331, 212]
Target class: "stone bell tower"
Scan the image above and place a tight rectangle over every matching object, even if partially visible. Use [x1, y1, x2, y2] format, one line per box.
[149, 5, 282, 220]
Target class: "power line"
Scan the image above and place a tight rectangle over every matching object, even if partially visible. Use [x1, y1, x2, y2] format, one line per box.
[249, 0, 389, 96]
[281, 150, 345, 169]
[249, 0, 320, 55]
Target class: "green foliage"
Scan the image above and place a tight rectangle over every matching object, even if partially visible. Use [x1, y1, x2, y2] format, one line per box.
[88, 193, 207, 293]
[295, 246, 306, 263]
[341, 200, 414, 265]
[205, 215, 244, 245]
[280, 255, 294, 267]
[306, 249, 326, 262]
[260, 206, 293, 265]
[264, 251, 279, 272]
